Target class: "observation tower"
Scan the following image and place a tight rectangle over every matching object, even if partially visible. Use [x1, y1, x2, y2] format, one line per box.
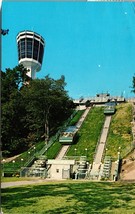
[16, 30, 45, 79]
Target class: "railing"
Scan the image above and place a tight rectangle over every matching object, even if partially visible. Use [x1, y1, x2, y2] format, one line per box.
[20, 110, 78, 174]
[36, 110, 78, 158]
[20, 167, 48, 178]
[63, 156, 87, 161]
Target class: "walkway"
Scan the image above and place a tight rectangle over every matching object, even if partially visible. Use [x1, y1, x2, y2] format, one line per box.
[56, 145, 70, 159]
[94, 116, 112, 164]
[90, 116, 112, 178]
[1, 178, 67, 189]
[1, 179, 45, 189]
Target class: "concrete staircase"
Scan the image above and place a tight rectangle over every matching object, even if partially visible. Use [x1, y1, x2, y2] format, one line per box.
[89, 116, 112, 180]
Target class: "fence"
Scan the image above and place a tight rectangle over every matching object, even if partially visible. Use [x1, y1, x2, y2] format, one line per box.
[20, 167, 48, 178]
[19, 110, 78, 176]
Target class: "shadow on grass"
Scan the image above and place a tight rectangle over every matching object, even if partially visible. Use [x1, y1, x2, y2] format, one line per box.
[2, 182, 135, 213]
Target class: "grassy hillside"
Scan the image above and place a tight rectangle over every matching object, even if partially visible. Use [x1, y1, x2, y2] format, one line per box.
[3, 103, 133, 175]
[46, 110, 85, 159]
[3, 111, 85, 168]
[106, 103, 133, 159]
[67, 107, 105, 163]
[2, 181, 135, 214]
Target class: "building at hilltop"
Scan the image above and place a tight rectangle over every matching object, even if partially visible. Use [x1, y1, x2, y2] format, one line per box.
[73, 93, 125, 109]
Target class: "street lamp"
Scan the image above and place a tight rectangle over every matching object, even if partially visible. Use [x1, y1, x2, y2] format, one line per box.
[33, 146, 36, 157]
[2, 159, 6, 177]
[21, 158, 24, 167]
[28, 151, 30, 160]
[74, 148, 77, 156]
[118, 151, 120, 160]
[12, 160, 15, 172]
[85, 148, 88, 157]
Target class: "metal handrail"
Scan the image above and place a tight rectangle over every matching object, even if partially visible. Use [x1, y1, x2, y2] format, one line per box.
[21, 110, 78, 170]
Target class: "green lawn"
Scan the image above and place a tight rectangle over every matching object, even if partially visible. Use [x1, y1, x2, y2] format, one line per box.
[106, 103, 133, 159]
[67, 107, 105, 163]
[46, 110, 86, 159]
[1, 181, 135, 214]
[68, 110, 85, 126]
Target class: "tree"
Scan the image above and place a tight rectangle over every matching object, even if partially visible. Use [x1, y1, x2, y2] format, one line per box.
[1, 65, 30, 156]
[2, 65, 73, 157]
[21, 75, 73, 145]
[132, 75, 135, 94]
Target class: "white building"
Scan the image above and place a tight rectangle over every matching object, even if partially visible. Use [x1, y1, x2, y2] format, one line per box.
[47, 159, 75, 179]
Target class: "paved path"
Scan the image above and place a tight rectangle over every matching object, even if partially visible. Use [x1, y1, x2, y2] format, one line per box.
[94, 116, 112, 164]
[1, 179, 46, 188]
[76, 107, 91, 129]
[90, 116, 112, 178]
[1, 178, 66, 189]
[56, 145, 70, 159]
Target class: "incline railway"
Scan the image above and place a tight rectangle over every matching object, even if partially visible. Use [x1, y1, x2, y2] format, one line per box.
[56, 107, 91, 160]
[59, 126, 78, 145]
[104, 102, 116, 115]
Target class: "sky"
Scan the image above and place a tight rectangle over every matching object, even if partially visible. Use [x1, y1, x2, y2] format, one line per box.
[2, 2, 135, 99]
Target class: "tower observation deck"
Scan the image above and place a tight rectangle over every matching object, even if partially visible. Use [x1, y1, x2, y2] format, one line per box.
[16, 30, 45, 79]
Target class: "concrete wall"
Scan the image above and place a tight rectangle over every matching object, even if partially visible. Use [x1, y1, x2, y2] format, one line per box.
[49, 164, 70, 179]
[47, 160, 75, 179]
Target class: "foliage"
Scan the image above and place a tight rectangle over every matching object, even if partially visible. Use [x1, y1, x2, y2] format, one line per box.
[1, 65, 30, 156]
[131, 75, 135, 94]
[1, 181, 135, 213]
[1, 65, 73, 157]
[21, 75, 73, 142]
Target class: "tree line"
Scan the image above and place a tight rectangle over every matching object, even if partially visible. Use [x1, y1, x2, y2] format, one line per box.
[1, 65, 74, 157]
[1, 65, 135, 157]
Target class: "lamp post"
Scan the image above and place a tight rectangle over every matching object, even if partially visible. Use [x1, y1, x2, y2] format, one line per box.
[118, 147, 121, 160]
[85, 148, 88, 157]
[12, 160, 15, 172]
[21, 158, 24, 167]
[74, 148, 77, 156]
[118, 151, 120, 160]
[2, 159, 5, 177]
[28, 151, 30, 161]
